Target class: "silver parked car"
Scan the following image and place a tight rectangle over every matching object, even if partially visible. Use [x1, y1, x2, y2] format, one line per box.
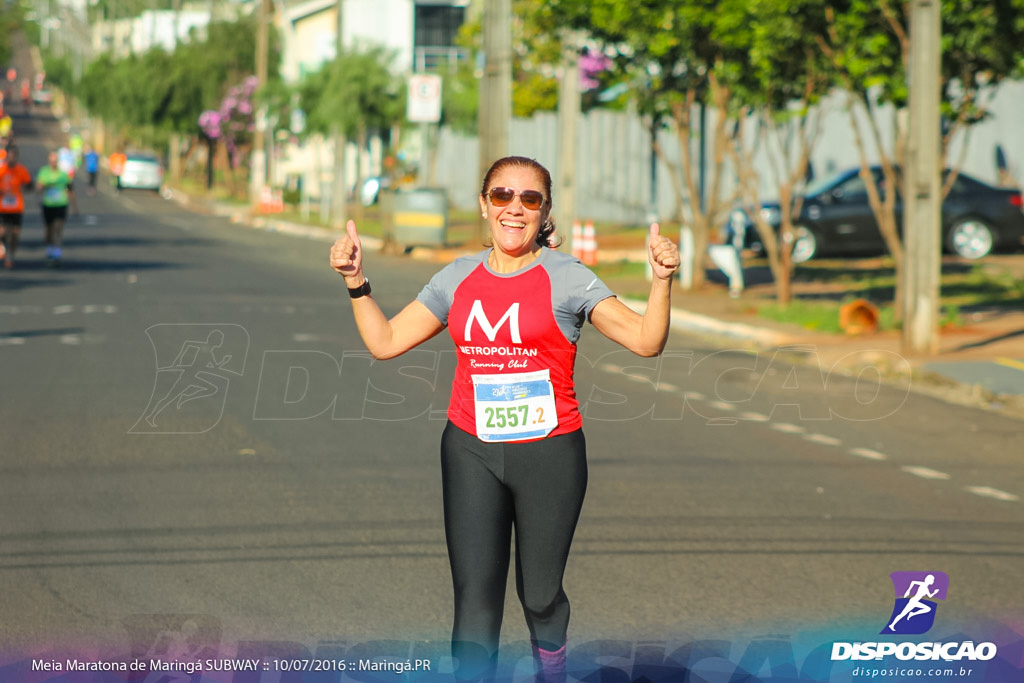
[117, 153, 164, 192]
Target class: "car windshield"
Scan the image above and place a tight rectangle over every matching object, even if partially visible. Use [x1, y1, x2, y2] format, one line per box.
[126, 155, 159, 164]
[802, 171, 854, 198]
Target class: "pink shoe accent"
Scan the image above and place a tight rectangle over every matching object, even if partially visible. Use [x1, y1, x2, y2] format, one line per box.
[533, 642, 566, 683]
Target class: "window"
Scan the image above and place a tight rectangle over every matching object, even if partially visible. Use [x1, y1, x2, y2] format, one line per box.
[834, 175, 867, 201]
[414, 4, 466, 49]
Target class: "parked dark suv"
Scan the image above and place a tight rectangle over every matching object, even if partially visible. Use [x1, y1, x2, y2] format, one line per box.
[729, 166, 1024, 262]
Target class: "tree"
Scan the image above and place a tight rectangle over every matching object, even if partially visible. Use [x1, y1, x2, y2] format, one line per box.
[817, 0, 1024, 320]
[0, 4, 30, 67]
[297, 45, 404, 224]
[198, 76, 259, 191]
[717, 0, 833, 305]
[443, 0, 594, 128]
[76, 15, 280, 193]
[541, 0, 745, 290]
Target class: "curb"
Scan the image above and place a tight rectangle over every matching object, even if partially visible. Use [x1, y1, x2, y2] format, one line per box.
[161, 188, 384, 250]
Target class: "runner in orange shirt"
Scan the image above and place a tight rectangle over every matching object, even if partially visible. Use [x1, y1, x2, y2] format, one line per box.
[109, 151, 127, 190]
[0, 146, 34, 268]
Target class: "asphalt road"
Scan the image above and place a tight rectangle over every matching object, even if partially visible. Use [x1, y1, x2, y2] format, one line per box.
[2, 114, 1023, 681]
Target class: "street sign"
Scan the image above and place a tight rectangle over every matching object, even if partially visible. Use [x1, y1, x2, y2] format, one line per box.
[407, 74, 442, 124]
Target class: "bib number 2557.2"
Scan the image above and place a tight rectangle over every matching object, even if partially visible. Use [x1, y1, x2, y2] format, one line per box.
[472, 370, 557, 442]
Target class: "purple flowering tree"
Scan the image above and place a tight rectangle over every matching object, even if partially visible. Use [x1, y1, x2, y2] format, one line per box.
[198, 75, 259, 191]
[579, 49, 612, 91]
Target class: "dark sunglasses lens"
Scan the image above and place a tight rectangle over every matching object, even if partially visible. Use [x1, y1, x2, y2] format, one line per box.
[520, 191, 544, 210]
[490, 188, 515, 206]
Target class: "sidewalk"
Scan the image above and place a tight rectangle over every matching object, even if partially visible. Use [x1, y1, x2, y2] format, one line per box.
[168, 190, 1024, 420]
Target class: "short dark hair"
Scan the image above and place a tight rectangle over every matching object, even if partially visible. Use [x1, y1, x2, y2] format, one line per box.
[480, 156, 561, 248]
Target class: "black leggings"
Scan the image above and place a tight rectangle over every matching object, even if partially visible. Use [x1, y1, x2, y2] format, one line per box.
[440, 422, 588, 678]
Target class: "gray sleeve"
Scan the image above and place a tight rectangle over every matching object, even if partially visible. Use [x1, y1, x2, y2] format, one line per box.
[545, 251, 616, 343]
[415, 255, 483, 326]
[566, 261, 615, 319]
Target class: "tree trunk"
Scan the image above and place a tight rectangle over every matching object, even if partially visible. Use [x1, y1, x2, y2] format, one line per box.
[205, 138, 215, 191]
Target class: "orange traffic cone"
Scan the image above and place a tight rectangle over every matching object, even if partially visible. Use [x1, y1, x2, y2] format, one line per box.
[582, 221, 597, 266]
[571, 221, 583, 260]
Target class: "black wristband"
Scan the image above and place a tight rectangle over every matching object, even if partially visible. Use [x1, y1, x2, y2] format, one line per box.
[347, 278, 372, 299]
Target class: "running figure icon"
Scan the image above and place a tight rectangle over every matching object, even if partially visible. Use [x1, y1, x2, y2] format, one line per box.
[888, 574, 939, 631]
[143, 330, 233, 428]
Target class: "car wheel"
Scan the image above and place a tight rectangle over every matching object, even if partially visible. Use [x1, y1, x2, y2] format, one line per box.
[947, 218, 995, 259]
[790, 225, 819, 263]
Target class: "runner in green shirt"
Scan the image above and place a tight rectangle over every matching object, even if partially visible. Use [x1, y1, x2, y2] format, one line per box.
[37, 150, 76, 266]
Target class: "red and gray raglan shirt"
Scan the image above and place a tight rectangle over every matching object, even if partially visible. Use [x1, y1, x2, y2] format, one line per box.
[417, 247, 615, 443]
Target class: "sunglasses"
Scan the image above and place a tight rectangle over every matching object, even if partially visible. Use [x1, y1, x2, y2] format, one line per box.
[486, 187, 546, 211]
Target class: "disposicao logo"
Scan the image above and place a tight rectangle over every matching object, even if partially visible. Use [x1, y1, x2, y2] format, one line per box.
[831, 571, 998, 663]
[881, 571, 948, 635]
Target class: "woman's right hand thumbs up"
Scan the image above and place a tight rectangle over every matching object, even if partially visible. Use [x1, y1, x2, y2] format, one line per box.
[330, 220, 364, 284]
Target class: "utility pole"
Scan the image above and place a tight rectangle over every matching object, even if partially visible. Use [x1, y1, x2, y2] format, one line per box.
[250, 0, 270, 210]
[554, 33, 580, 250]
[902, 0, 942, 355]
[330, 0, 347, 229]
[172, 0, 180, 50]
[478, 0, 511, 237]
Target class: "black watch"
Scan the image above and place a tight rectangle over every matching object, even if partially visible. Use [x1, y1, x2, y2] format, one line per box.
[347, 278, 372, 299]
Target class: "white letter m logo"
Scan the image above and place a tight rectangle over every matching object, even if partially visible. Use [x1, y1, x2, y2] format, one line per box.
[465, 300, 521, 343]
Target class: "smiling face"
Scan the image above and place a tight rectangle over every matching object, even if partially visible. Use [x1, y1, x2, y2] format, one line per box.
[479, 164, 551, 259]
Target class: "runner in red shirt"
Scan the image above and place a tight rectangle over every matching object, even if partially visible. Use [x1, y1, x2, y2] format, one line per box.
[0, 146, 33, 268]
[330, 156, 681, 683]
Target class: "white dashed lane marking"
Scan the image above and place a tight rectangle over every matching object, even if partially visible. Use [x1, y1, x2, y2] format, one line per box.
[0, 305, 119, 315]
[804, 433, 842, 446]
[771, 423, 806, 434]
[965, 486, 1019, 502]
[849, 448, 887, 461]
[595, 362, 1018, 504]
[0, 305, 44, 314]
[901, 466, 951, 481]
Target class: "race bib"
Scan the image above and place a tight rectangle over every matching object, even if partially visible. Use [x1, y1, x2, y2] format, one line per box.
[472, 369, 558, 442]
[43, 186, 61, 203]
[1, 193, 16, 208]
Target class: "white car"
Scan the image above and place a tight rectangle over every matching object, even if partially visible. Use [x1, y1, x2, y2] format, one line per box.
[31, 88, 52, 104]
[118, 154, 164, 192]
